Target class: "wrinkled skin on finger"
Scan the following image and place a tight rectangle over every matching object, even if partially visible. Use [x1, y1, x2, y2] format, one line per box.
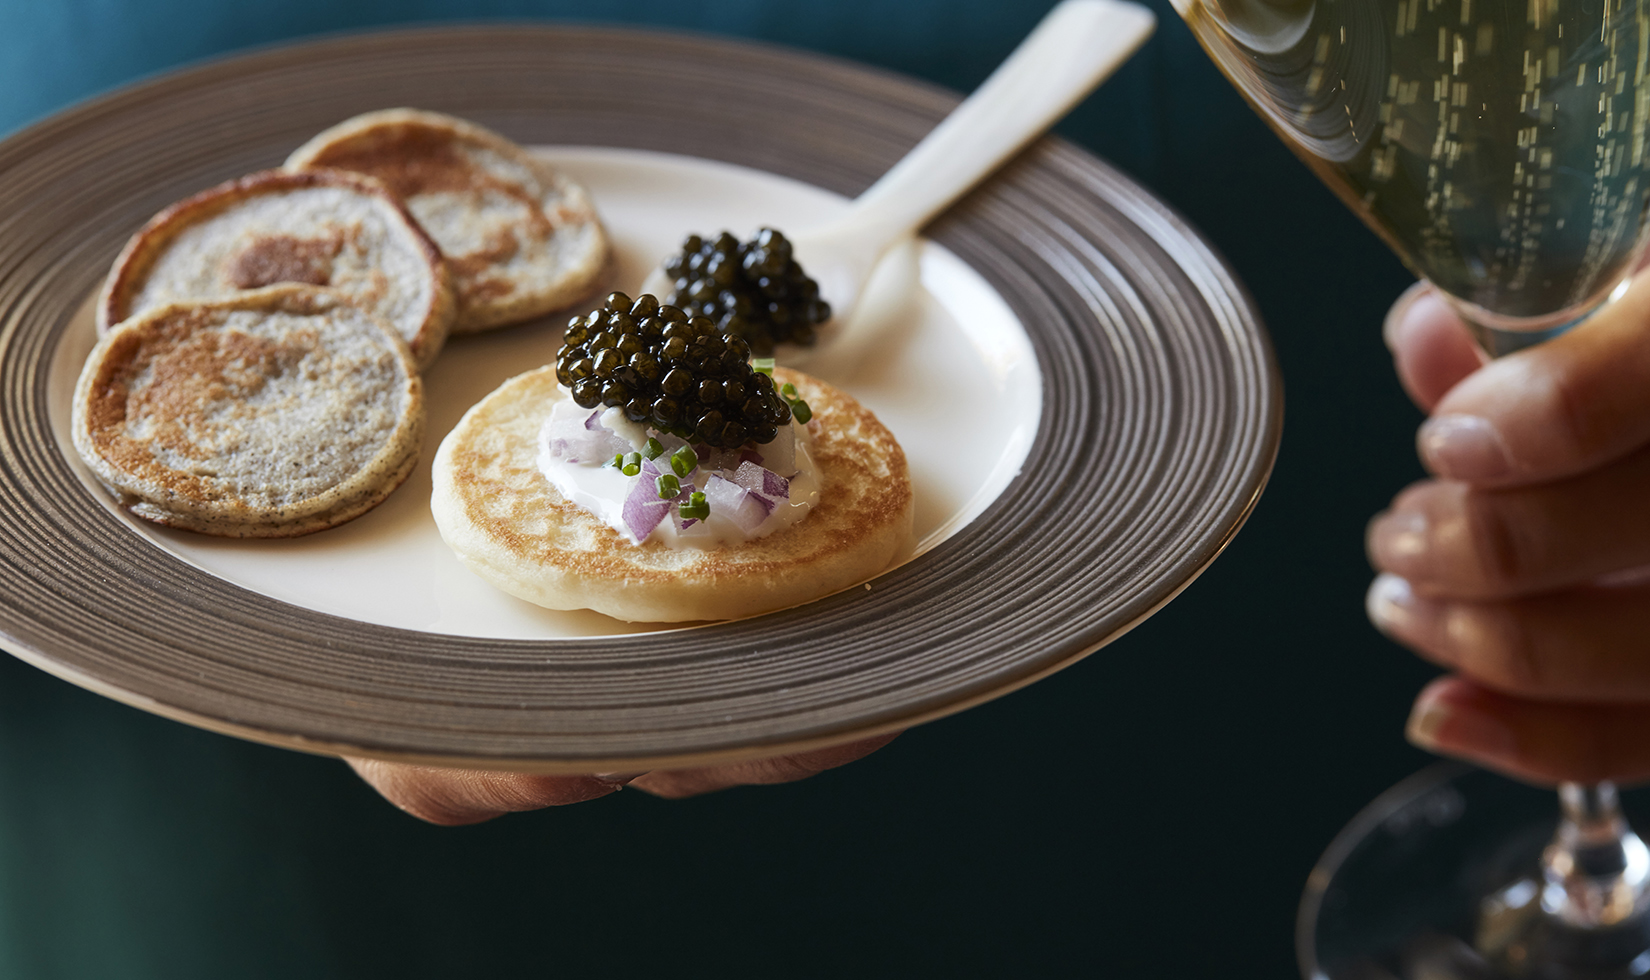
[1371, 276, 1650, 784]
[346, 731, 900, 825]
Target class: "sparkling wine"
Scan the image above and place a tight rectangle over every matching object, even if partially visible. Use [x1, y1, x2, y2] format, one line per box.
[1181, 0, 1650, 327]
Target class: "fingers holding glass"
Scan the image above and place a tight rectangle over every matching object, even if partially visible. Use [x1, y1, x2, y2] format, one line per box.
[1415, 273, 1650, 488]
[1407, 676, 1650, 785]
[1367, 447, 1650, 598]
[1370, 575, 1650, 702]
[1384, 282, 1486, 413]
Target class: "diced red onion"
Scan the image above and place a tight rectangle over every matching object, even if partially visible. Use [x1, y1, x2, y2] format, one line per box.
[732, 460, 788, 508]
[704, 475, 771, 533]
[620, 459, 680, 542]
[545, 410, 629, 464]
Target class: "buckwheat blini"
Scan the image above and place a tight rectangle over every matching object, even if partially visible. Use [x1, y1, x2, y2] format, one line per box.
[431, 366, 912, 623]
[74, 286, 424, 538]
[285, 108, 608, 333]
[98, 168, 455, 370]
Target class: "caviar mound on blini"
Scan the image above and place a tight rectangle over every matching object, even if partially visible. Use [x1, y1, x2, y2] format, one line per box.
[74, 286, 424, 537]
[430, 293, 912, 623]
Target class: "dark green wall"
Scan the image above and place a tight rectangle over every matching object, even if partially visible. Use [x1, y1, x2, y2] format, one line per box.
[0, 1, 1439, 976]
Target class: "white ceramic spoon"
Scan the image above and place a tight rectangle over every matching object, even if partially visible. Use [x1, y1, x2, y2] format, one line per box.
[641, 0, 1156, 371]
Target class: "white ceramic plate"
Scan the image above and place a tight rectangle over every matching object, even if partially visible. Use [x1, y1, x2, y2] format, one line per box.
[50, 147, 1042, 640]
[0, 26, 1278, 769]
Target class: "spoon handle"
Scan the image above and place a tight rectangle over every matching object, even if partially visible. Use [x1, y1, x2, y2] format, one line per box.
[840, 0, 1155, 248]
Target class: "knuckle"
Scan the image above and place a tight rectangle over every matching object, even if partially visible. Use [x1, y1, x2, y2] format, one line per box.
[1462, 498, 1529, 589]
[1544, 363, 1606, 462]
[1491, 622, 1548, 697]
[1451, 603, 1547, 695]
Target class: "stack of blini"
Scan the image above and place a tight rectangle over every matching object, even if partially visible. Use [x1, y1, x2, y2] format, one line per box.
[72, 110, 608, 537]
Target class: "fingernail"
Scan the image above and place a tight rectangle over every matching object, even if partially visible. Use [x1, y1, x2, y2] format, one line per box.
[1366, 573, 1417, 635]
[1406, 684, 1518, 758]
[1368, 509, 1431, 569]
[594, 772, 644, 787]
[1418, 414, 1512, 481]
[1383, 280, 1432, 351]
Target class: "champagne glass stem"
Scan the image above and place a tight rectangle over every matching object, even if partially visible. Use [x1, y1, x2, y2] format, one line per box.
[1542, 782, 1650, 930]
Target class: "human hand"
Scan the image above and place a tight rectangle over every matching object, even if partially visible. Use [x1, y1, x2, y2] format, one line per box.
[344, 731, 899, 825]
[1367, 277, 1650, 785]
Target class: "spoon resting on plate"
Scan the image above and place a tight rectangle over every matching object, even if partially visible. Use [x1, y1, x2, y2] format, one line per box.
[640, 0, 1156, 375]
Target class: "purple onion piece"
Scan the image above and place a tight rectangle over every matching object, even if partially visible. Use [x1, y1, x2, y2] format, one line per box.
[547, 409, 632, 464]
[621, 475, 674, 543]
[704, 474, 771, 531]
[732, 460, 789, 506]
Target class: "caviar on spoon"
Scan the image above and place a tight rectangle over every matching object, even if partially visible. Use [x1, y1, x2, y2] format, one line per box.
[639, 0, 1155, 367]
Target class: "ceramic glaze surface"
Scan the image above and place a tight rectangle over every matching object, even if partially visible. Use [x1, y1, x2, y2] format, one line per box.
[0, 25, 1279, 769]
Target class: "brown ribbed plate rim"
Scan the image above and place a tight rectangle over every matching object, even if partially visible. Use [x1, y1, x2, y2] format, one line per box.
[0, 24, 1281, 772]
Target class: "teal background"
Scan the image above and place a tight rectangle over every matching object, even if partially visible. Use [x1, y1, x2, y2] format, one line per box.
[0, 1, 1436, 976]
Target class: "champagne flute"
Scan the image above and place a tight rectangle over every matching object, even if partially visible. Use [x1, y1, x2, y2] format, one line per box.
[1175, 0, 1650, 975]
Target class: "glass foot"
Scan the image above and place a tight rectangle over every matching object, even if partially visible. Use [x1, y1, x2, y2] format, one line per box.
[1299, 764, 1650, 979]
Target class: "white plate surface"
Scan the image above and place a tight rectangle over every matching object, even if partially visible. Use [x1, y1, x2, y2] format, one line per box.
[48, 147, 1041, 640]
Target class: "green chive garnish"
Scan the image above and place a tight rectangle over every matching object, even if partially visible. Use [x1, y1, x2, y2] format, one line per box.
[752, 357, 775, 376]
[670, 445, 698, 477]
[789, 398, 813, 424]
[679, 491, 710, 521]
[621, 452, 642, 477]
[656, 473, 680, 499]
[610, 452, 624, 469]
[780, 382, 798, 399]
[643, 437, 665, 460]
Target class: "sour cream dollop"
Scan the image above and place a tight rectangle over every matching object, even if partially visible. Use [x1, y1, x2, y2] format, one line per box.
[537, 398, 820, 548]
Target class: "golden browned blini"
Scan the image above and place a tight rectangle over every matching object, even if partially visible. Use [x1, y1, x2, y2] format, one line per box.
[431, 367, 913, 622]
[285, 109, 608, 334]
[98, 168, 454, 371]
[73, 286, 424, 538]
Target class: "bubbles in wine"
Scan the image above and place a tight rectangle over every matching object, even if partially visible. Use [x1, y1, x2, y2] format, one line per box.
[1184, 0, 1650, 324]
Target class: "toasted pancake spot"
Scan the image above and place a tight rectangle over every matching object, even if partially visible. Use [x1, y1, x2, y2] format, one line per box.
[431, 367, 912, 622]
[73, 286, 424, 538]
[228, 232, 342, 288]
[286, 109, 607, 334]
[99, 169, 454, 371]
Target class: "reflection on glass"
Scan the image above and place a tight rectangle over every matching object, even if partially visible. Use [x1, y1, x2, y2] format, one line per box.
[1182, 0, 1650, 333]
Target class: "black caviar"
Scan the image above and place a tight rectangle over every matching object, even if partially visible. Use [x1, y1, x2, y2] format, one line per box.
[663, 228, 831, 356]
[556, 292, 794, 450]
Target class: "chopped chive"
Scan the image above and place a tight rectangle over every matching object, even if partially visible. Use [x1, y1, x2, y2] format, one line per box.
[642, 437, 665, 460]
[611, 452, 624, 469]
[679, 490, 710, 521]
[621, 452, 642, 477]
[670, 445, 698, 477]
[789, 398, 813, 424]
[780, 382, 798, 399]
[752, 357, 775, 376]
[656, 473, 680, 499]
